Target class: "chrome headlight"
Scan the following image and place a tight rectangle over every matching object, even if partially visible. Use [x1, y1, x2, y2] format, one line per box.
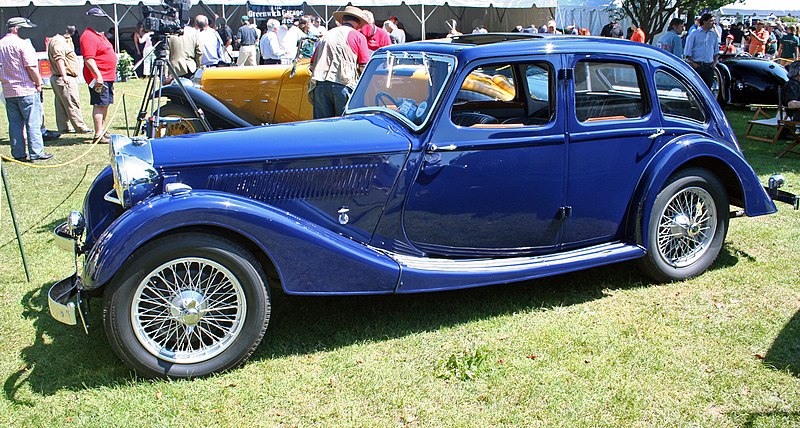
[109, 135, 159, 208]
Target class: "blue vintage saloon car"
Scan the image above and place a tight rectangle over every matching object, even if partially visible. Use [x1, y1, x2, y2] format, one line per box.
[49, 34, 796, 378]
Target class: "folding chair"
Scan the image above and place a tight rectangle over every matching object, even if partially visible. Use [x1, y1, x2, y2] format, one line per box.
[776, 117, 800, 158]
[744, 103, 788, 145]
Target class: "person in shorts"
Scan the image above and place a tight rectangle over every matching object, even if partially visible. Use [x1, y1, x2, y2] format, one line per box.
[80, 6, 117, 143]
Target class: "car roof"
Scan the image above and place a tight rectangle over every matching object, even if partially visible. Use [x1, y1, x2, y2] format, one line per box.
[381, 33, 680, 67]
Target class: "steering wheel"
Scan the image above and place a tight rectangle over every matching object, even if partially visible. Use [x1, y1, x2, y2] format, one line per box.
[375, 91, 398, 107]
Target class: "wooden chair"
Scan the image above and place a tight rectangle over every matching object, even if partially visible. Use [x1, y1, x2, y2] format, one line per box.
[776, 116, 800, 158]
[744, 103, 788, 145]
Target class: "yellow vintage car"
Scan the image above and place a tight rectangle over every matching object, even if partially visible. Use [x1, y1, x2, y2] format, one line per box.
[157, 56, 517, 135]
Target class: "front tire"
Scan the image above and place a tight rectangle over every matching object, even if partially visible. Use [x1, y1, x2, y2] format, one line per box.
[103, 233, 270, 378]
[639, 168, 729, 282]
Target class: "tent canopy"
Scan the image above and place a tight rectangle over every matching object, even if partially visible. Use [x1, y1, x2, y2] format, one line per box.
[6, 0, 556, 7]
[718, 0, 800, 17]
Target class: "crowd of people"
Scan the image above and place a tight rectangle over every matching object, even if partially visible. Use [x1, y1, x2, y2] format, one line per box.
[2, 5, 799, 162]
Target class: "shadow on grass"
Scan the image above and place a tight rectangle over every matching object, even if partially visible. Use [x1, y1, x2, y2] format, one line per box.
[3, 243, 747, 398]
[737, 410, 800, 427]
[3, 286, 135, 405]
[764, 309, 800, 376]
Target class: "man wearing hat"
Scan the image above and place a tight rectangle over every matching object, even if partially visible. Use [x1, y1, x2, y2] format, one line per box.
[80, 6, 117, 143]
[0, 17, 53, 161]
[236, 15, 258, 66]
[308, 5, 370, 119]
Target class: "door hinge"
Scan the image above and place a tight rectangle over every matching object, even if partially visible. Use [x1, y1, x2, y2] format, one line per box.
[557, 206, 573, 219]
[558, 68, 574, 80]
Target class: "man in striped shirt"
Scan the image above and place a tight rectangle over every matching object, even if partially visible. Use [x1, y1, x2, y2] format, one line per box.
[0, 17, 52, 161]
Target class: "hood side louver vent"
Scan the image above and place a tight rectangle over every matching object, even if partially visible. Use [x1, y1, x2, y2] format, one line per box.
[207, 164, 378, 201]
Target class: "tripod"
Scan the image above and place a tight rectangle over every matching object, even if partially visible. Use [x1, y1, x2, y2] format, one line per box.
[134, 34, 211, 138]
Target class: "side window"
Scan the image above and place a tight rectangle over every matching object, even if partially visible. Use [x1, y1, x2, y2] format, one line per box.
[654, 71, 706, 122]
[451, 62, 554, 127]
[574, 61, 648, 122]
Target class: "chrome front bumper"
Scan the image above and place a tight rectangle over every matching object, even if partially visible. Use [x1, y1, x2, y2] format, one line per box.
[50, 212, 89, 333]
[48, 273, 87, 333]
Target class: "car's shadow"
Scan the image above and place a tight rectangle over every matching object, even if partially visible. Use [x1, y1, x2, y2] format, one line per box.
[4, 245, 747, 402]
[764, 309, 800, 377]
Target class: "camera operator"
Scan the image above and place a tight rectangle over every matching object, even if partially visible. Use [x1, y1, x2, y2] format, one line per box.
[168, 16, 201, 79]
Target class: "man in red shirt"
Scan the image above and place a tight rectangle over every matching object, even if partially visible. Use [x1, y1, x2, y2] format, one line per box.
[749, 20, 769, 56]
[80, 6, 117, 143]
[309, 6, 370, 119]
[630, 23, 646, 43]
[360, 10, 391, 52]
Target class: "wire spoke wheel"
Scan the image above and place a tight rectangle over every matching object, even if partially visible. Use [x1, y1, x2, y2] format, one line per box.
[656, 186, 717, 268]
[131, 257, 247, 364]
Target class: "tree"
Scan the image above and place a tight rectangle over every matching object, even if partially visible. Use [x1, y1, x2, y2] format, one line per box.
[618, 0, 730, 44]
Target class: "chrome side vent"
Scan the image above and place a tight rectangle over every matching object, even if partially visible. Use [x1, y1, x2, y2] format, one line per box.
[207, 164, 378, 201]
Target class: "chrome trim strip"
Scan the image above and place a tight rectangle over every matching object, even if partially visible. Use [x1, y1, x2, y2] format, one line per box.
[378, 242, 639, 272]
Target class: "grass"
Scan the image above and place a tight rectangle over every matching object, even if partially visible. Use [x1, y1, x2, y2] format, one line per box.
[1, 79, 799, 427]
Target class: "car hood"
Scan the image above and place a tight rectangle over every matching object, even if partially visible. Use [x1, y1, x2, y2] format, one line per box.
[150, 114, 413, 168]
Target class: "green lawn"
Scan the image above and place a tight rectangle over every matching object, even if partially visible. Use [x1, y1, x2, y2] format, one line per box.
[0, 80, 799, 427]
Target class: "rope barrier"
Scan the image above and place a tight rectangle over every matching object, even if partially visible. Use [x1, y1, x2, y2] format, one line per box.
[0, 91, 144, 169]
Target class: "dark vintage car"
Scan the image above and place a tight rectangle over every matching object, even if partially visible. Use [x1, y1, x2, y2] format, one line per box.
[715, 53, 789, 105]
[49, 34, 797, 378]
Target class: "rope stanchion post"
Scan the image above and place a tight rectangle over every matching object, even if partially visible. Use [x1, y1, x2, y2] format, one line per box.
[1, 160, 31, 282]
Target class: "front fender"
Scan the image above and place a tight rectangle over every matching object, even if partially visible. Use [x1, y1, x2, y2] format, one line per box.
[82, 190, 401, 295]
[630, 136, 777, 248]
[160, 85, 254, 129]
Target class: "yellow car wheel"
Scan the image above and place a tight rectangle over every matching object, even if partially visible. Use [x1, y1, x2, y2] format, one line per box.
[158, 103, 201, 136]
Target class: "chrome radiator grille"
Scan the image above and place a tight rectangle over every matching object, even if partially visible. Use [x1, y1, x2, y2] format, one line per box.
[206, 164, 377, 201]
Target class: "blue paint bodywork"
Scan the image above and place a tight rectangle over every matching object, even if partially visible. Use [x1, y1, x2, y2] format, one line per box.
[73, 35, 779, 296]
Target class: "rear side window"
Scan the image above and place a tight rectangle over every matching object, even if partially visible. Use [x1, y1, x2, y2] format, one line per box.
[654, 71, 706, 123]
[574, 61, 647, 122]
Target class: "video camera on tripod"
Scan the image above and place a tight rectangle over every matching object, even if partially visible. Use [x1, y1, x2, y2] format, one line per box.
[142, 0, 190, 36]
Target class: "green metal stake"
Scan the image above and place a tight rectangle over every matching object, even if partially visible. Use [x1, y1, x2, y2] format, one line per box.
[1, 160, 31, 282]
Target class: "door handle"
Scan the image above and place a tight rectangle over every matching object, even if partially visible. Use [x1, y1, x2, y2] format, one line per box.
[648, 129, 665, 140]
[429, 143, 458, 152]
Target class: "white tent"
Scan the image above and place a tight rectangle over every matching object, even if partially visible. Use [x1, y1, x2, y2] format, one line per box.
[554, 0, 629, 36]
[718, 0, 800, 17]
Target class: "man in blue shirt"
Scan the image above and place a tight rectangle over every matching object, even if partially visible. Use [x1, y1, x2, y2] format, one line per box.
[684, 13, 719, 89]
[657, 18, 685, 57]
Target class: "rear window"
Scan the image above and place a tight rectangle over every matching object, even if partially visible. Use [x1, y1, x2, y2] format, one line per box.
[574, 61, 648, 122]
[654, 71, 706, 123]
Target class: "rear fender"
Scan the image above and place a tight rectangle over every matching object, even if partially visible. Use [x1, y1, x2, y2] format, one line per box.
[159, 85, 254, 129]
[82, 190, 400, 295]
[629, 135, 777, 248]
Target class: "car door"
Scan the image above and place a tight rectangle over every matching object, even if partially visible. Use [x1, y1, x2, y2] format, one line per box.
[562, 54, 662, 248]
[402, 57, 567, 257]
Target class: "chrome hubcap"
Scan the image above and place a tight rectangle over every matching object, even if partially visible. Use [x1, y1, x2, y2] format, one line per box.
[657, 186, 717, 268]
[132, 257, 246, 364]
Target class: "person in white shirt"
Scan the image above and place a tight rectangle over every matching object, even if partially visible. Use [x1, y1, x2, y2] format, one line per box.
[259, 19, 284, 64]
[280, 18, 305, 64]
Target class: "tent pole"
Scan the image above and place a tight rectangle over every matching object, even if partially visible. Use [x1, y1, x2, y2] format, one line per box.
[421, 4, 425, 40]
[114, 4, 119, 53]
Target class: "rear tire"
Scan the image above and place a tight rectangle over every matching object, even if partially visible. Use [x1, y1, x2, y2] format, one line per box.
[639, 168, 728, 282]
[103, 233, 270, 378]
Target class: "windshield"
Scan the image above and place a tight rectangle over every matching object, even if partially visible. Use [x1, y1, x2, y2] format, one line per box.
[346, 52, 456, 130]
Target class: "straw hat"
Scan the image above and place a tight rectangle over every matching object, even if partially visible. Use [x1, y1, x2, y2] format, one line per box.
[333, 6, 368, 26]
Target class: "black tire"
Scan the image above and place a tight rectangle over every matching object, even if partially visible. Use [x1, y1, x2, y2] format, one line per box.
[639, 168, 729, 282]
[712, 67, 728, 106]
[103, 233, 270, 378]
[158, 103, 201, 136]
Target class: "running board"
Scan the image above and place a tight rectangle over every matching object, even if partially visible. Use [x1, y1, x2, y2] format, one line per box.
[385, 242, 645, 293]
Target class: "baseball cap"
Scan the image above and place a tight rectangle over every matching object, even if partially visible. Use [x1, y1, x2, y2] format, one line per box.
[86, 7, 109, 17]
[726, 34, 734, 40]
[7, 17, 36, 28]
[241, 15, 249, 22]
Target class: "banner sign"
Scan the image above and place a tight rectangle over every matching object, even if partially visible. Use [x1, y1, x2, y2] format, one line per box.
[247, 6, 304, 20]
